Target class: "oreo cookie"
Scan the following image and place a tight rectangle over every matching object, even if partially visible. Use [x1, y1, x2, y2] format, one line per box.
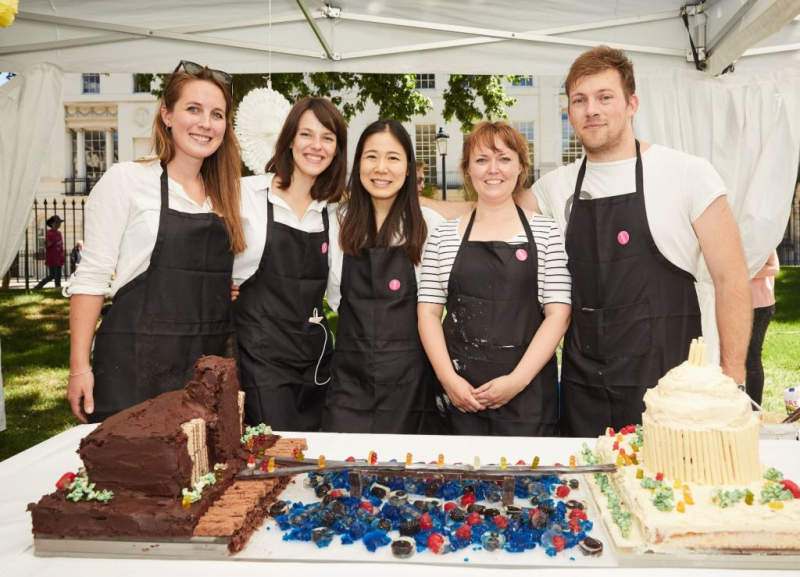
[578, 536, 603, 556]
[391, 537, 415, 558]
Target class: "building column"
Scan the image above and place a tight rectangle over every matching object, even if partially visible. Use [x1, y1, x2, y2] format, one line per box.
[76, 128, 87, 180]
[105, 128, 115, 171]
[65, 129, 74, 179]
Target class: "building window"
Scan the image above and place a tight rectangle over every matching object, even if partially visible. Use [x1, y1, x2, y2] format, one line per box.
[133, 73, 151, 93]
[82, 73, 100, 94]
[415, 124, 438, 187]
[561, 110, 583, 165]
[512, 75, 534, 87]
[512, 121, 535, 168]
[415, 74, 435, 90]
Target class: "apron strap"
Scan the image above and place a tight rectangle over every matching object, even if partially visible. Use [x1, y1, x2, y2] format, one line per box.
[150, 163, 171, 263]
[462, 209, 477, 241]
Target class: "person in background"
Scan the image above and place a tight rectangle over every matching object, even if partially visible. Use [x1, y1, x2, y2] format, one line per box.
[416, 161, 426, 195]
[232, 97, 347, 431]
[34, 215, 65, 289]
[418, 121, 571, 436]
[746, 250, 779, 406]
[67, 61, 244, 423]
[524, 46, 750, 437]
[70, 240, 83, 272]
[322, 119, 443, 434]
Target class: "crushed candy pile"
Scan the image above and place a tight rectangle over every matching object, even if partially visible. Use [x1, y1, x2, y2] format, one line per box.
[269, 467, 602, 559]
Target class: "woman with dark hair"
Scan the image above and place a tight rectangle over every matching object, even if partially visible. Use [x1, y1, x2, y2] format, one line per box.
[321, 119, 443, 434]
[418, 121, 571, 436]
[67, 61, 244, 422]
[233, 97, 347, 431]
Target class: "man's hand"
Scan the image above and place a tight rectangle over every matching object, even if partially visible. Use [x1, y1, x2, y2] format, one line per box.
[231, 283, 240, 301]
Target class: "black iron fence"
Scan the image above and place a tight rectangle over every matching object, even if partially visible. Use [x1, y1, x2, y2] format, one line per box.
[7, 198, 86, 289]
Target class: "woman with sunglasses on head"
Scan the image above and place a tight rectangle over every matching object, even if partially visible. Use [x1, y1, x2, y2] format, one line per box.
[321, 119, 444, 434]
[418, 121, 571, 436]
[233, 97, 347, 431]
[67, 61, 244, 423]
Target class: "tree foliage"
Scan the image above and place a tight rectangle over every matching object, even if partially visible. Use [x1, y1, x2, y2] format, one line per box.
[140, 71, 519, 133]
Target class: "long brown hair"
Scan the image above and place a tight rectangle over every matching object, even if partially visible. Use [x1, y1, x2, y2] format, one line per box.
[265, 97, 347, 203]
[147, 68, 245, 253]
[340, 120, 427, 266]
[460, 121, 530, 198]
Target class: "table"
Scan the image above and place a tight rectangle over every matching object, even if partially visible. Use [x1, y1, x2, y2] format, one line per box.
[2, 426, 798, 577]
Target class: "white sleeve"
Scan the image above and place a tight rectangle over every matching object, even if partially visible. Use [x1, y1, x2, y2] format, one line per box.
[325, 203, 344, 312]
[532, 179, 555, 219]
[686, 155, 727, 223]
[418, 223, 447, 304]
[68, 165, 131, 296]
[542, 221, 572, 305]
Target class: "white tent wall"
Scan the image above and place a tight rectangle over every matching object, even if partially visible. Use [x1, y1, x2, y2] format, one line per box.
[1, 0, 799, 366]
[636, 68, 800, 362]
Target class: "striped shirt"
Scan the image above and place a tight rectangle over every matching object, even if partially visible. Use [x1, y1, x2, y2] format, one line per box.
[418, 213, 571, 305]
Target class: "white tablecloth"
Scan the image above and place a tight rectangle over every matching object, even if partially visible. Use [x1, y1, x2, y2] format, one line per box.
[1, 426, 798, 577]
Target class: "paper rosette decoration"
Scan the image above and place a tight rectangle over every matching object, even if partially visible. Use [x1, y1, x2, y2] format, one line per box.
[0, 0, 19, 28]
[235, 87, 292, 175]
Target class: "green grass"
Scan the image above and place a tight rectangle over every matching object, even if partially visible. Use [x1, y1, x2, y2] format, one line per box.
[0, 289, 74, 461]
[1, 269, 799, 461]
[761, 267, 800, 414]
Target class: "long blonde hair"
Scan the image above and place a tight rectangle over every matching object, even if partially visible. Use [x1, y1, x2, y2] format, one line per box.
[147, 69, 245, 253]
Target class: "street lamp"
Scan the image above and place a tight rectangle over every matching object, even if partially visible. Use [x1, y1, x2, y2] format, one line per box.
[435, 127, 449, 201]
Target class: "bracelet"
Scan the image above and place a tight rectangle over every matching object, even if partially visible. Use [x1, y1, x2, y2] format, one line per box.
[69, 368, 92, 377]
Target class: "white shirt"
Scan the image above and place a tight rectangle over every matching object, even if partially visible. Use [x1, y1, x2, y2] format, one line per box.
[233, 173, 332, 286]
[418, 213, 571, 306]
[532, 144, 726, 278]
[69, 160, 215, 297]
[326, 204, 444, 312]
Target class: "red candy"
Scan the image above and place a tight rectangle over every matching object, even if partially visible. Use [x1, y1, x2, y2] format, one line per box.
[427, 532, 446, 554]
[516, 459, 526, 466]
[460, 492, 476, 507]
[612, 441, 619, 451]
[655, 472, 664, 482]
[528, 508, 544, 525]
[552, 535, 566, 552]
[443, 502, 457, 512]
[56, 472, 76, 490]
[607, 427, 616, 436]
[466, 512, 482, 526]
[556, 485, 570, 498]
[345, 456, 356, 462]
[330, 489, 345, 499]
[569, 508, 588, 521]
[620, 424, 637, 435]
[493, 515, 509, 530]
[359, 501, 374, 513]
[454, 524, 472, 540]
[569, 518, 582, 534]
[781, 479, 800, 498]
[419, 513, 434, 530]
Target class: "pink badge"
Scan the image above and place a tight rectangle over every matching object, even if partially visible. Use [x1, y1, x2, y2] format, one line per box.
[321, 241, 328, 254]
[515, 248, 528, 262]
[617, 230, 630, 245]
[388, 279, 401, 291]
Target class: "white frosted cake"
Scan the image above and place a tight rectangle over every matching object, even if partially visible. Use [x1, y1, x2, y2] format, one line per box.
[582, 339, 800, 553]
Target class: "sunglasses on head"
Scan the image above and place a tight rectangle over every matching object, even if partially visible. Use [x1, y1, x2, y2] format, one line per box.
[172, 60, 233, 88]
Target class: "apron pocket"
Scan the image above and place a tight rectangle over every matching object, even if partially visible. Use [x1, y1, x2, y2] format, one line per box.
[574, 301, 652, 361]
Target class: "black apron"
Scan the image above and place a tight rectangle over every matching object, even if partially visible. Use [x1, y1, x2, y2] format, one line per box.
[322, 244, 441, 434]
[441, 206, 558, 436]
[560, 141, 701, 437]
[234, 191, 331, 431]
[91, 165, 233, 421]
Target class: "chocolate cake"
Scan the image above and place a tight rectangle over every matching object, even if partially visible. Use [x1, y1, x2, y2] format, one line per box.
[28, 356, 303, 553]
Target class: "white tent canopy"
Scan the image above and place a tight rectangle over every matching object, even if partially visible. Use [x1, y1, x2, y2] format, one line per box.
[1, 0, 799, 75]
[1, 0, 799, 363]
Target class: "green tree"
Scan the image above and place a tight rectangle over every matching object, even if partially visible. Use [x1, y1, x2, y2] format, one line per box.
[142, 72, 519, 133]
[442, 74, 519, 132]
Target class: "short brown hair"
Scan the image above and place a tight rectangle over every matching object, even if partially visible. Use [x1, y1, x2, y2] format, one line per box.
[460, 121, 530, 196]
[565, 45, 635, 101]
[266, 97, 347, 203]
